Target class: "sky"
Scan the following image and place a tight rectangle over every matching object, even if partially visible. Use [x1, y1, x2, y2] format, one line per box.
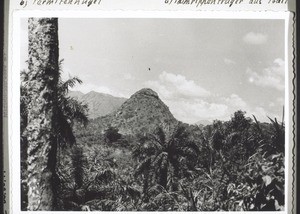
[20, 18, 285, 124]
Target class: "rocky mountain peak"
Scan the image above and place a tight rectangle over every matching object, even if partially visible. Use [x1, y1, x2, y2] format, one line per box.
[90, 88, 178, 135]
[130, 88, 159, 99]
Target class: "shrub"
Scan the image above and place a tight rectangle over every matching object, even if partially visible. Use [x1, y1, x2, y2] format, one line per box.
[104, 126, 122, 143]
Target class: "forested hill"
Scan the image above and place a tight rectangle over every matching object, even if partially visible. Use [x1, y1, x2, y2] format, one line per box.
[82, 88, 179, 136]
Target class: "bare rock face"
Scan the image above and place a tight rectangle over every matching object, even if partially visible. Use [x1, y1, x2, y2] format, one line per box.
[88, 88, 178, 136]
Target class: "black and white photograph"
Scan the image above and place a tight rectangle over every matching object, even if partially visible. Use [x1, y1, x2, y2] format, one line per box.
[17, 14, 290, 211]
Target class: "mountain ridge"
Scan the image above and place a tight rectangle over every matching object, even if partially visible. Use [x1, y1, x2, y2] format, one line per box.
[68, 90, 127, 119]
[88, 88, 179, 135]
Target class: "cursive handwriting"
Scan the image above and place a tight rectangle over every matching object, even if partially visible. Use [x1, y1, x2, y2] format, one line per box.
[20, 0, 102, 8]
[164, 0, 287, 7]
[165, 0, 243, 7]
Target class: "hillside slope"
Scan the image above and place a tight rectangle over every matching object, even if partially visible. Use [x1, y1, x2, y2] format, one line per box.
[88, 88, 179, 135]
[69, 90, 127, 119]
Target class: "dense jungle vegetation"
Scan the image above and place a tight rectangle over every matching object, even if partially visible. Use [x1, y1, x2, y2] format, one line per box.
[22, 97, 285, 211]
[65, 112, 284, 211]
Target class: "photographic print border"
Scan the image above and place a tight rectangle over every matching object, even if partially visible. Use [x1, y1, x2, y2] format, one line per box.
[6, 10, 295, 213]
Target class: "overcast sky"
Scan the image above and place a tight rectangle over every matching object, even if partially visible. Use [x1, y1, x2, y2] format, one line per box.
[20, 18, 285, 124]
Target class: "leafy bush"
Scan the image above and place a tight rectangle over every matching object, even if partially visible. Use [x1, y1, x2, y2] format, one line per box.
[225, 151, 284, 211]
[104, 126, 122, 143]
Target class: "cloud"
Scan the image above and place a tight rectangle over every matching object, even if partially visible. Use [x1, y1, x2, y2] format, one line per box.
[269, 102, 275, 107]
[145, 71, 210, 100]
[243, 32, 268, 45]
[166, 96, 279, 124]
[171, 92, 279, 123]
[247, 58, 285, 91]
[144, 71, 225, 123]
[144, 71, 281, 124]
[223, 95, 277, 123]
[223, 94, 247, 109]
[165, 99, 229, 124]
[123, 73, 135, 80]
[224, 94, 280, 122]
[145, 72, 247, 123]
[166, 93, 272, 124]
[224, 95, 281, 123]
[224, 58, 236, 65]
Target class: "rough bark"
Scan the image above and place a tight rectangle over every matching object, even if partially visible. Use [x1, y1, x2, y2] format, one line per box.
[26, 18, 59, 211]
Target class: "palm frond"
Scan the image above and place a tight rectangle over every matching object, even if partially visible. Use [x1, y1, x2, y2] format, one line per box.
[152, 152, 167, 170]
[96, 169, 116, 184]
[132, 142, 156, 160]
[175, 147, 198, 159]
[281, 106, 284, 127]
[20, 70, 29, 82]
[182, 140, 200, 155]
[125, 185, 141, 199]
[156, 127, 166, 144]
[59, 76, 83, 95]
[148, 184, 167, 197]
[60, 97, 88, 126]
[225, 132, 240, 146]
[268, 116, 284, 134]
[172, 125, 187, 140]
[252, 114, 263, 134]
[56, 109, 76, 147]
[267, 116, 276, 124]
[135, 158, 152, 176]
[152, 192, 178, 211]
[148, 134, 164, 151]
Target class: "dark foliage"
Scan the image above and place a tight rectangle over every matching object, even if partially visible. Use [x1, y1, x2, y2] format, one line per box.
[104, 126, 122, 143]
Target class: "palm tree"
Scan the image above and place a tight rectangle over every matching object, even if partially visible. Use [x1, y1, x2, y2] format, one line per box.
[21, 69, 88, 210]
[25, 18, 60, 211]
[55, 64, 89, 148]
[267, 117, 285, 154]
[133, 124, 199, 192]
[24, 18, 88, 210]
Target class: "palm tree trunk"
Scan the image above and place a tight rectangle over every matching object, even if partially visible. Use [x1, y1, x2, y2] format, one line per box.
[171, 162, 179, 191]
[159, 166, 168, 189]
[26, 18, 59, 211]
